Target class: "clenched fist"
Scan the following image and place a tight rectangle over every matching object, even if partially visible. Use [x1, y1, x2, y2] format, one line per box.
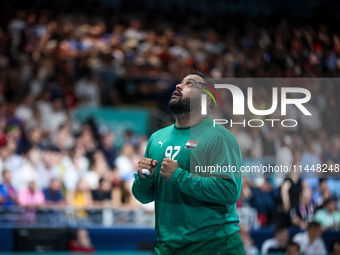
[138, 158, 158, 178]
[160, 158, 179, 181]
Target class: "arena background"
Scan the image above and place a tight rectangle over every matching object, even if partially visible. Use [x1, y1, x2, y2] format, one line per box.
[0, 0, 340, 254]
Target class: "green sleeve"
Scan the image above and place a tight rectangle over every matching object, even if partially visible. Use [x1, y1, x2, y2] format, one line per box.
[132, 135, 155, 204]
[169, 135, 242, 205]
[314, 211, 327, 229]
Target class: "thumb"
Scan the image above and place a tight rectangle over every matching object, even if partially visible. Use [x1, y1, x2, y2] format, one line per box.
[152, 160, 158, 166]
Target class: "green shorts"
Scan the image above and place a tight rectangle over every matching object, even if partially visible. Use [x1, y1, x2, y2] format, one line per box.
[154, 232, 246, 255]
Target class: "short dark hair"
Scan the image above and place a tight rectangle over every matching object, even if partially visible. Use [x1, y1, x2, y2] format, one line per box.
[188, 70, 216, 110]
[308, 221, 321, 230]
[274, 225, 287, 236]
[287, 241, 300, 251]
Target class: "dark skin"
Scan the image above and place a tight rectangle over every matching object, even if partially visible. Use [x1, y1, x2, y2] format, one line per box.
[137, 74, 211, 180]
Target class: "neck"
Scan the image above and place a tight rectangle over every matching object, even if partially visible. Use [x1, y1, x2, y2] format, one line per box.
[275, 238, 284, 247]
[175, 112, 206, 127]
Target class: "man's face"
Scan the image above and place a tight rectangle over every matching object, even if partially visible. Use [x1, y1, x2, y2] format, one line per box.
[50, 179, 60, 190]
[169, 75, 207, 114]
[2, 171, 11, 183]
[286, 245, 300, 255]
[309, 226, 322, 241]
[277, 229, 289, 245]
[333, 242, 340, 255]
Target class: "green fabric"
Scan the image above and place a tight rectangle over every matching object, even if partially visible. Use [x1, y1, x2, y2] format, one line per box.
[314, 209, 340, 230]
[154, 232, 245, 255]
[132, 118, 243, 254]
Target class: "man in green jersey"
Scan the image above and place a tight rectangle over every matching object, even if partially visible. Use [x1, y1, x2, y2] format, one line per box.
[132, 70, 245, 255]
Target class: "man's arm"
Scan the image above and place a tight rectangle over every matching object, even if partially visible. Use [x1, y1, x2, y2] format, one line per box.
[132, 135, 157, 204]
[167, 135, 242, 205]
[132, 174, 155, 204]
[169, 169, 239, 205]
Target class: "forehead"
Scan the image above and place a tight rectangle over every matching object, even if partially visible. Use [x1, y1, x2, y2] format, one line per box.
[182, 74, 205, 83]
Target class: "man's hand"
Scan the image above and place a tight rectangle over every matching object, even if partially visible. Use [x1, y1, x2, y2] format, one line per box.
[160, 158, 179, 181]
[137, 158, 158, 179]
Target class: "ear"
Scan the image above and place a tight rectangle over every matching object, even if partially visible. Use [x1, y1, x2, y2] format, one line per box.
[206, 97, 211, 107]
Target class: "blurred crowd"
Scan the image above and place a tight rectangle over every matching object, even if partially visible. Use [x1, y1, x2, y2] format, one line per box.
[0, 2, 340, 247]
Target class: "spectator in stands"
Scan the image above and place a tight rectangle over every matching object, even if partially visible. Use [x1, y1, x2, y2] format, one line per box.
[290, 186, 315, 230]
[314, 198, 340, 230]
[115, 143, 135, 180]
[14, 94, 34, 125]
[12, 146, 40, 191]
[301, 140, 322, 191]
[312, 179, 331, 209]
[37, 149, 60, 190]
[322, 136, 340, 165]
[43, 97, 67, 135]
[92, 177, 121, 207]
[84, 150, 109, 190]
[239, 223, 259, 255]
[274, 135, 293, 187]
[293, 221, 327, 255]
[279, 167, 303, 227]
[261, 225, 289, 254]
[69, 228, 95, 253]
[74, 68, 101, 108]
[43, 178, 64, 205]
[18, 180, 45, 207]
[66, 179, 92, 218]
[99, 132, 117, 168]
[25, 126, 44, 150]
[243, 146, 267, 190]
[286, 242, 300, 255]
[330, 240, 340, 255]
[62, 145, 89, 192]
[0, 170, 17, 206]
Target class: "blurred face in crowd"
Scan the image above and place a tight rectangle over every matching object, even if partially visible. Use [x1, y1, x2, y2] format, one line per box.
[300, 187, 312, 205]
[121, 143, 134, 157]
[332, 241, 340, 255]
[0, 117, 6, 131]
[169, 74, 208, 115]
[28, 147, 41, 165]
[76, 229, 92, 248]
[2, 170, 11, 184]
[319, 179, 328, 191]
[99, 179, 111, 192]
[52, 98, 63, 111]
[29, 127, 42, 144]
[331, 137, 340, 152]
[28, 181, 36, 192]
[8, 126, 21, 141]
[308, 141, 317, 154]
[308, 225, 322, 243]
[286, 243, 300, 255]
[275, 229, 289, 246]
[325, 200, 337, 213]
[77, 179, 89, 192]
[102, 133, 114, 149]
[0, 146, 10, 160]
[6, 140, 17, 155]
[250, 147, 259, 159]
[50, 179, 61, 191]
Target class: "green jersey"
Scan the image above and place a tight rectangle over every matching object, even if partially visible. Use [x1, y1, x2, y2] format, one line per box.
[132, 117, 243, 254]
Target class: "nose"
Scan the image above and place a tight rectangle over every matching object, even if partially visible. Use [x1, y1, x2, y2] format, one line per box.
[176, 82, 184, 91]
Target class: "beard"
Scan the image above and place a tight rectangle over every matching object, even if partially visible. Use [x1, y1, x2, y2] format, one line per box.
[169, 95, 201, 114]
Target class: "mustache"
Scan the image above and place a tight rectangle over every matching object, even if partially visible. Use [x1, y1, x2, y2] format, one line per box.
[173, 89, 182, 97]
